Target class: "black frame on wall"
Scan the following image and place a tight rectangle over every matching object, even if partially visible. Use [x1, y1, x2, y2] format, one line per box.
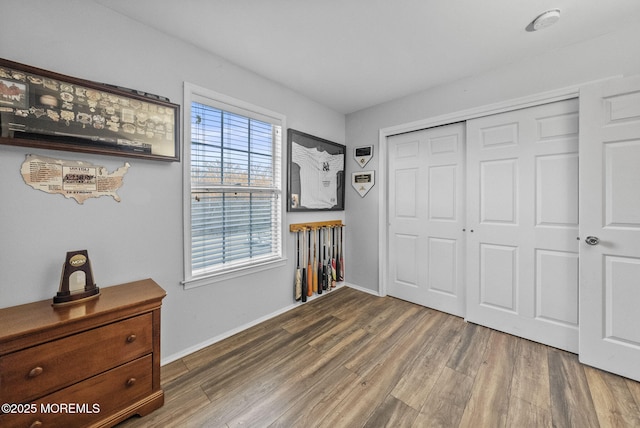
[0, 58, 180, 162]
[287, 128, 345, 212]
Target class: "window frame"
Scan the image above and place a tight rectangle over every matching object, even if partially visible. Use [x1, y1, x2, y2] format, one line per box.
[182, 82, 287, 289]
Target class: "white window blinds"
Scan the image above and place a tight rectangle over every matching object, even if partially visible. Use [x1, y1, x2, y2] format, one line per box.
[187, 96, 283, 281]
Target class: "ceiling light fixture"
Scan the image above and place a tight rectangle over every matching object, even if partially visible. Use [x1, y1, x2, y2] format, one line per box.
[527, 9, 561, 32]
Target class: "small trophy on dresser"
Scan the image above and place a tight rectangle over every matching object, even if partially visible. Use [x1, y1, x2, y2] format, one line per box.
[53, 249, 100, 306]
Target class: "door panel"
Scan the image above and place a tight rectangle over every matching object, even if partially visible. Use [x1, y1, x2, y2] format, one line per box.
[467, 99, 579, 352]
[579, 75, 640, 381]
[604, 141, 640, 227]
[480, 159, 518, 224]
[605, 256, 640, 344]
[394, 234, 419, 286]
[535, 249, 578, 326]
[536, 154, 578, 226]
[480, 244, 518, 312]
[428, 238, 457, 295]
[428, 165, 457, 220]
[388, 123, 466, 316]
[395, 169, 418, 218]
[480, 122, 519, 148]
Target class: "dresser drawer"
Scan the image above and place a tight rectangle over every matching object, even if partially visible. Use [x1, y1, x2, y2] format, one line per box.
[0, 313, 152, 404]
[0, 354, 153, 428]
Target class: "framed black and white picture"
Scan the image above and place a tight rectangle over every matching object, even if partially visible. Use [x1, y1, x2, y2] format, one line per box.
[287, 129, 345, 211]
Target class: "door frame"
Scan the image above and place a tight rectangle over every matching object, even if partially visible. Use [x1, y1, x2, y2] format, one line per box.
[377, 80, 616, 298]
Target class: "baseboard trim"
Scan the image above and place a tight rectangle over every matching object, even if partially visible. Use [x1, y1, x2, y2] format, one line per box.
[161, 282, 371, 365]
[344, 282, 382, 297]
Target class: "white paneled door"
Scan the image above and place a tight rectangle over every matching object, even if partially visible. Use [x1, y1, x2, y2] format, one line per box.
[579, 75, 640, 382]
[388, 123, 466, 317]
[466, 99, 580, 353]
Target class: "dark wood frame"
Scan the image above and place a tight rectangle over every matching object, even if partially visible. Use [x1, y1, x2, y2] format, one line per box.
[0, 58, 180, 162]
[287, 128, 345, 211]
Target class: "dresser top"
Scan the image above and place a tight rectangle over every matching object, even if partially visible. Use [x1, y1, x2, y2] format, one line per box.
[0, 278, 166, 349]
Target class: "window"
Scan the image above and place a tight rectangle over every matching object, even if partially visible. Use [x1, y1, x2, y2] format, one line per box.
[183, 84, 285, 288]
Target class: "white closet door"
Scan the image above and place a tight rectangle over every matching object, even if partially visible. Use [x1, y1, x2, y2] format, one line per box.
[579, 75, 640, 382]
[466, 99, 580, 352]
[388, 123, 466, 316]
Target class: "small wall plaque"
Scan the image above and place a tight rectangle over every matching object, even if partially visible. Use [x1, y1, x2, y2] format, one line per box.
[53, 250, 100, 306]
[354, 145, 373, 168]
[352, 170, 375, 197]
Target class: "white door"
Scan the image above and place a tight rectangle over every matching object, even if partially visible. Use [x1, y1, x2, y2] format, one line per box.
[387, 123, 466, 317]
[579, 75, 640, 382]
[466, 99, 580, 352]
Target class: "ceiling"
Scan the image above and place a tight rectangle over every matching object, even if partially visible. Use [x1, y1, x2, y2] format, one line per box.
[95, 0, 640, 114]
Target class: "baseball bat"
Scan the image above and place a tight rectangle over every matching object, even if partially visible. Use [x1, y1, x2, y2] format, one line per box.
[336, 226, 342, 283]
[301, 228, 307, 302]
[295, 229, 302, 300]
[322, 228, 328, 290]
[327, 227, 333, 289]
[339, 225, 345, 281]
[331, 226, 337, 288]
[322, 227, 331, 290]
[317, 228, 323, 295]
[307, 228, 313, 297]
[313, 227, 318, 293]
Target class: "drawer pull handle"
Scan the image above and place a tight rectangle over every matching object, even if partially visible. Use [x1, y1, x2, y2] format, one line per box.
[29, 420, 43, 428]
[126, 377, 137, 387]
[126, 334, 137, 343]
[28, 366, 44, 378]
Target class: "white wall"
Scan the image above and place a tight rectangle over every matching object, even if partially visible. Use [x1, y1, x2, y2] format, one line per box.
[0, 0, 345, 361]
[344, 23, 640, 294]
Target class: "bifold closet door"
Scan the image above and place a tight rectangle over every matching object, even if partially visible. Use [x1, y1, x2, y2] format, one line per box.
[579, 75, 640, 382]
[466, 99, 580, 353]
[387, 123, 466, 317]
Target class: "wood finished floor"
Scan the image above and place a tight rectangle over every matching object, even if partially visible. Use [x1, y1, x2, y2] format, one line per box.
[118, 287, 640, 428]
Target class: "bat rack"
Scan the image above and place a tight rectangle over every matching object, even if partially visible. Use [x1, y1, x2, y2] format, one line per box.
[290, 220, 345, 303]
[289, 220, 344, 232]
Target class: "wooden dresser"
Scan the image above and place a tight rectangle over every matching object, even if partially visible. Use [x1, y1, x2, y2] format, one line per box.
[0, 278, 166, 428]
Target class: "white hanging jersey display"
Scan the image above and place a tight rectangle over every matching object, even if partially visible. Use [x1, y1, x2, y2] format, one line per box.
[291, 141, 344, 209]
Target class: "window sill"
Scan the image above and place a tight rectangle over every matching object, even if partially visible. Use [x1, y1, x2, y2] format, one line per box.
[182, 257, 287, 290]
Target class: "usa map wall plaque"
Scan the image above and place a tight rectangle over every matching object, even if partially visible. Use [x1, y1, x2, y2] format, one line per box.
[21, 154, 130, 204]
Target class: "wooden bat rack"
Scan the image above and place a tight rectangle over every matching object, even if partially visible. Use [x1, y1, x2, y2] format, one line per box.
[290, 220, 345, 303]
[289, 220, 344, 232]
